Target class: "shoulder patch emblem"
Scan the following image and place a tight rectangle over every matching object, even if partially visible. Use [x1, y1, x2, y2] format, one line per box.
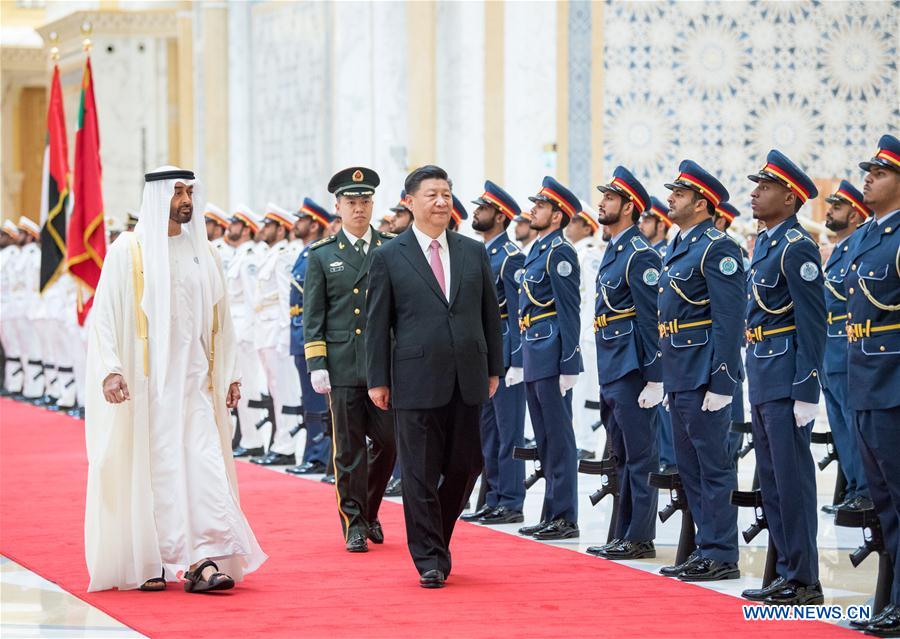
[705, 228, 725, 241]
[551, 235, 565, 248]
[514, 268, 525, 284]
[642, 267, 660, 286]
[800, 261, 819, 282]
[785, 228, 804, 243]
[380, 231, 396, 239]
[556, 260, 573, 277]
[503, 242, 520, 256]
[719, 256, 738, 276]
[631, 236, 648, 251]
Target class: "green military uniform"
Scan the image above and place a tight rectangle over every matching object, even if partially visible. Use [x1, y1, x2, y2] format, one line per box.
[303, 172, 397, 548]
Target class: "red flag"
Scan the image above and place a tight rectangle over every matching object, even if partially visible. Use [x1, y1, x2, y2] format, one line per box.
[39, 65, 70, 292]
[67, 57, 106, 324]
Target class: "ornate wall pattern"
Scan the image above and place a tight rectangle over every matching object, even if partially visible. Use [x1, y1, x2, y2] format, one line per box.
[601, 0, 899, 210]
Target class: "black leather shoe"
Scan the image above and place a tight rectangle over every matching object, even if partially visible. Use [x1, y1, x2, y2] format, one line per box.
[660, 551, 701, 577]
[598, 540, 655, 560]
[321, 474, 336, 484]
[461, 504, 495, 522]
[419, 569, 445, 589]
[533, 519, 579, 540]
[741, 576, 786, 601]
[478, 506, 524, 525]
[764, 580, 824, 605]
[232, 446, 264, 458]
[840, 495, 875, 512]
[821, 500, 843, 515]
[850, 604, 894, 630]
[285, 460, 326, 475]
[345, 530, 368, 553]
[518, 520, 550, 536]
[678, 558, 740, 581]
[864, 604, 900, 637]
[250, 451, 295, 466]
[586, 539, 621, 556]
[384, 477, 402, 497]
[368, 520, 384, 544]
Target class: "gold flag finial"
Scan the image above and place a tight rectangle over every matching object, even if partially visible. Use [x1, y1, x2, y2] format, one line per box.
[80, 21, 93, 53]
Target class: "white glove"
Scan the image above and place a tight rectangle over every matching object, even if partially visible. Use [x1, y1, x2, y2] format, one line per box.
[559, 374, 579, 396]
[311, 369, 331, 394]
[637, 381, 664, 409]
[504, 366, 524, 387]
[701, 391, 732, 412]
[793, 400, 818, 428]
[662, 394, 670, 412]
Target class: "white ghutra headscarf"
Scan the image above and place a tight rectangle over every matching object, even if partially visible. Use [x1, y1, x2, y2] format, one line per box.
[134, 166, 225, 396]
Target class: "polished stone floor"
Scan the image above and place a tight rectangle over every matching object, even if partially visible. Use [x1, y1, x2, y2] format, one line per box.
[1, 404, 880, 637]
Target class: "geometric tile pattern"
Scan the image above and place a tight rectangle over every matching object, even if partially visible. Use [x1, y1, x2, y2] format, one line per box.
[602, 0, 899, 207]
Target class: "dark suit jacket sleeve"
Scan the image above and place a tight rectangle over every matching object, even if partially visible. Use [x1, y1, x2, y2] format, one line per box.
[480, 246, 505, 377]
[366, 248, 394, 389]
[303, 250, 328, 372]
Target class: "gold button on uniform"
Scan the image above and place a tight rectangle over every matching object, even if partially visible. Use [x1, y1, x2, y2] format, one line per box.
[353, 288, 359, 294]
[355, 328, 361, 335]
[849, 288, 855, 294]
[354, 308, 360, 315]
[881, 346, 886, 352]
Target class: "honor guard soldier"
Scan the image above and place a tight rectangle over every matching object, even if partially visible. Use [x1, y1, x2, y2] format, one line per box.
[204, 203, 233, 268]
[466, 180, 527, 524]
[640, 196, 677, 473]
[517, 176, 583, 541]
[844, 134, 900, 637]
[304, 167, 397, 553]
[448, 194, 468, 232]
[658, 161, 744, 581]
[713, 201, 750, 463]
[251, 204, 303, 466]
[566, 207, 604, 457]
[224, 208, 268, 458]
[286, 198, 335, 476]
[588, 167, 663, 560]
[640, 196, 674, 257]
[741, 150, 825, 605]
[821, 180, 872, 513]
[388, 189, 412, 234]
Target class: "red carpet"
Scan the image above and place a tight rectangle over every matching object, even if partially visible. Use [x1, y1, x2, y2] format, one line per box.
[0, 397, 852, 638]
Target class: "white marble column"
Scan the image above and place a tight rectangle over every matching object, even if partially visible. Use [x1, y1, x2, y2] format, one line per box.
[435, 0, 485, 214]
[503, 1, 557, 204]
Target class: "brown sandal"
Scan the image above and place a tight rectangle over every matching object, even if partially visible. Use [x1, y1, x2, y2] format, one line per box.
[183, 560, 234, 593]
[139, 569, 166, 591]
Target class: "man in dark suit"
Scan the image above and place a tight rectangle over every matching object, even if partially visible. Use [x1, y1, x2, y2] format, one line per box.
[366, 165, 504, 589]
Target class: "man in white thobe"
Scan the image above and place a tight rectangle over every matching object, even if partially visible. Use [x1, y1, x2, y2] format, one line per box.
[0, 221, 24, 394]
[84, 166, 265, 592]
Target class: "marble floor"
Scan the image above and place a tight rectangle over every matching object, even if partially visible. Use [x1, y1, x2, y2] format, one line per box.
[0, 411, 881, 637]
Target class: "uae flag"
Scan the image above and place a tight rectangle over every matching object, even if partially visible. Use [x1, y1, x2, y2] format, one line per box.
[38, 65, 70, 293]
[67, 56, 106, 324]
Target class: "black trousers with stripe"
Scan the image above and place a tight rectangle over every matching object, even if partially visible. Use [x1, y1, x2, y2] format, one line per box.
[329, 386, 396, 540]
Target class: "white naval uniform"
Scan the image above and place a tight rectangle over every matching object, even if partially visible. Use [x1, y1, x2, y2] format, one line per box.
[253, 239, 301, 456]
[18, 243, 44, 398]
[226, 241, 268, 449]
[571, 235, 605, 452]
[0, 244, 24, 392]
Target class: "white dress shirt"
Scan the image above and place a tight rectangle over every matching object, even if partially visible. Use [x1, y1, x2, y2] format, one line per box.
[343, 226, 373, 254]
[412, 223, 450, 299]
